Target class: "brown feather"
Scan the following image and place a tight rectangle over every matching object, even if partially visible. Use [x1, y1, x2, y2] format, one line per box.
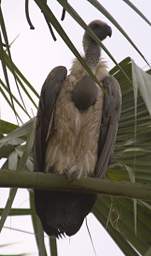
[34, 20, 121, 238]
[45, 61, 105, 178]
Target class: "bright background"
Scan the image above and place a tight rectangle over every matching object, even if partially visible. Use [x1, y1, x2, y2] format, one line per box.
[0, 0, 150, 255]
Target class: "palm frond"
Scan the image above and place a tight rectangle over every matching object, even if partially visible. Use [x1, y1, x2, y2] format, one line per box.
[93, 57, 151, 256]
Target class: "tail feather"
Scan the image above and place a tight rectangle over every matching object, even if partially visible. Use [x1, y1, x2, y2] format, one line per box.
[34, 190, 96, 237]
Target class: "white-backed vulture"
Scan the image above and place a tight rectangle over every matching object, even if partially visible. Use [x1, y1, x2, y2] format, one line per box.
[34, 20, 121, 237]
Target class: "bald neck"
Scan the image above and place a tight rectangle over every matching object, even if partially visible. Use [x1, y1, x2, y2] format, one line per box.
[85, 44, 100, 68]
[83, 35, 101, 68]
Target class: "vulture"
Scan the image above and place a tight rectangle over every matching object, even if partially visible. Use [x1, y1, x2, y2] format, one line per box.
[33, 20, 121, 238]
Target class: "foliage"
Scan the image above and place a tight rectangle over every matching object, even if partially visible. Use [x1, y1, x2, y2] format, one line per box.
[0, 1, 151, 256]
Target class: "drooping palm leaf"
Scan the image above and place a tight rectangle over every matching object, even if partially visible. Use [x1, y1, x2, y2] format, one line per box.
[93, 57, 151, 256]
[122, 0, 151, 26]
[0, 118, 34, 238]
[0, 6, 29, 122]
[1, 49, 39, 111]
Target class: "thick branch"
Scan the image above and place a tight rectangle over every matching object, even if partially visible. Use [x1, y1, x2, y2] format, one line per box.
[0, 170, 151, 200]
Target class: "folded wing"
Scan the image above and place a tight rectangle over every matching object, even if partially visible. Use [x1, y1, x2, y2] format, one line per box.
[95, 75, 122, 177]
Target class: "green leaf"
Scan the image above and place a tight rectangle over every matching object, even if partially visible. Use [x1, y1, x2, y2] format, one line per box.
[0, 35, 17, 123]
[0, 118, 34, 148]
[0, 78, 23, 123]
[93, 198, 140, 256]
[0, 208, 32, 216]
[144, 247, 151, 256]
[0, 120, 18, 134]
[122, 0, 151, 26]
[49, 237, 58, 256]
[87, 0, 150, 66]
[0, 6, 29, 119]
[30, 191, 47, 256]
[0, 78, 32, 119]
[0, 188, 17, 232]
[2, 50, 38, 110]
[132, 60, 151, 115]
[103, 57, 151, 255]
[8, 150, 18, 170]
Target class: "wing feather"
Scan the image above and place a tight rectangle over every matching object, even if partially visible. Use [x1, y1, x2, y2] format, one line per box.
[34, 66, 67, 172]
[95, 75, 122, 177]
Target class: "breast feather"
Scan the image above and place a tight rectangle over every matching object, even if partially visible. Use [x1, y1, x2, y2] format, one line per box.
[45, 60, 108, 178]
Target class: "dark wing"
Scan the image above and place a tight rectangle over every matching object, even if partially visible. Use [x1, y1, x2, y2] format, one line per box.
[34, 66, 67, 172]
[33, 66, 96, 238]
[95, 75, 122, 178]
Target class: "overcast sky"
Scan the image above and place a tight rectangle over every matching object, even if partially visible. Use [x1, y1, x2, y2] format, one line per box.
[0, 0, 151, 255]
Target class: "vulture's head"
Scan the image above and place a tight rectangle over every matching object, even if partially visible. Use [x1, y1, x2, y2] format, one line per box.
[83, 20, 112, 48]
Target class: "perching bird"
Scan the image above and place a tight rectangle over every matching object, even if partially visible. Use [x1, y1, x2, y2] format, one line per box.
[33, 20, 121, 238]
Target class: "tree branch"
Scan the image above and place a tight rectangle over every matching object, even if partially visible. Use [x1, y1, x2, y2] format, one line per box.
[0, 170, 151, 200]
